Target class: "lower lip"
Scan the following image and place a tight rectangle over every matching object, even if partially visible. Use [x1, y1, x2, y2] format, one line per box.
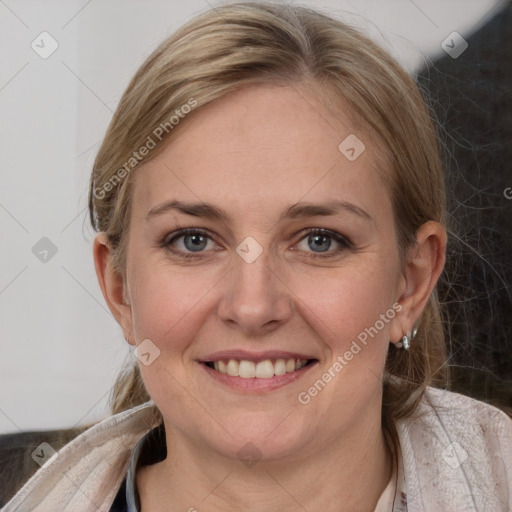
[199, 361, 318, 393]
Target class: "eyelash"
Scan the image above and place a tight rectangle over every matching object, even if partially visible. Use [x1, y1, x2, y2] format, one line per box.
[160, 228, 353, 261]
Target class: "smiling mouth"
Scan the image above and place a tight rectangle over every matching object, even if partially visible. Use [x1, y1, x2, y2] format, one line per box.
[203, 358, 317, 378]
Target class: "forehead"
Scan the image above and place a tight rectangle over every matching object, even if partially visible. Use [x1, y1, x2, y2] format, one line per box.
[131, 83, 391, 224]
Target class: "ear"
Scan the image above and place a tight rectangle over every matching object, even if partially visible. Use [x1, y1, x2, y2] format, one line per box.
[389, 221, 447, 343]
[93, 232, 135, 345]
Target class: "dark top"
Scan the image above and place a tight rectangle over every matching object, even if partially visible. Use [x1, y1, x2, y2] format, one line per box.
[109, 423, 166, 512]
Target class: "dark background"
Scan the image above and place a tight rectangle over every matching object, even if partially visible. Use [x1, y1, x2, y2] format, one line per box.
[417, 1, 512, 410]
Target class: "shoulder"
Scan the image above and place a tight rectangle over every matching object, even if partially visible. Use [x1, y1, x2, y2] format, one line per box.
[395, 386, 512, 511]
[418, 386, 512, 433]
[399, 386, 512, 454]
[1, 402, 159, 512]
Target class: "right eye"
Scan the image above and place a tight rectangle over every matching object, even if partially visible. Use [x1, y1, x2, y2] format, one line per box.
[162, 228, 220, 259]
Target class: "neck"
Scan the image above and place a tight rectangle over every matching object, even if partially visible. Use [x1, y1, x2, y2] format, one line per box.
[137, 418, 392, 512]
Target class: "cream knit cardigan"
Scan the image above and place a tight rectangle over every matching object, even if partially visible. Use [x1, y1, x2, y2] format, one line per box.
[2, 387, 511, 512]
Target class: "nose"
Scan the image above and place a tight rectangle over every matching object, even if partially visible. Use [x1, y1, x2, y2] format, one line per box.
[217, 246, 294, 336]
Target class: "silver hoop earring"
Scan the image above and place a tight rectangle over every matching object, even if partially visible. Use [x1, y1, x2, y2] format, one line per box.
[395, 335, 409, 350]
[395, 326, 417, 350]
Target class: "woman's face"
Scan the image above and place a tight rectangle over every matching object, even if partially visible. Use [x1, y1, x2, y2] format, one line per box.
[122, 83, 406, 461]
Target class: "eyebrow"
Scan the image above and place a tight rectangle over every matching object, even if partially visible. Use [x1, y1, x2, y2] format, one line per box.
[146, 199, 373, 223]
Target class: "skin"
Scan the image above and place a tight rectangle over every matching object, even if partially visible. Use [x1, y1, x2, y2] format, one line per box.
[94, 83, 446, 511]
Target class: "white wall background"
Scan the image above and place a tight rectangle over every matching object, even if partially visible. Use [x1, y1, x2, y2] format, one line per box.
[0, 0, 504, 434]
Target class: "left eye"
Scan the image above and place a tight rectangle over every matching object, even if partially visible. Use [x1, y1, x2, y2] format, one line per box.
[295, 228, 351, 257]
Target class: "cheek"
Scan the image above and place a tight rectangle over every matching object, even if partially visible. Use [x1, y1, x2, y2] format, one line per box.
[290, 262, 397, 347]
[289, 265, 398, 424]
[129, 265, 210, 348]
[129, 253, 398, 355]
[128, 267, 211, 405]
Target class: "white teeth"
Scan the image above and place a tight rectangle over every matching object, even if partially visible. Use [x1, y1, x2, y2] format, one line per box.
[226, 359, 239, 377]
[239, 360, 256, 378]
[255, 360, 275, 378]
[274, 359, 287, 376]
[211, 358, 310, 378]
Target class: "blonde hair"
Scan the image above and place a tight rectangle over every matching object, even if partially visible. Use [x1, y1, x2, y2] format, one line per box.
[88, 2, 448, 427]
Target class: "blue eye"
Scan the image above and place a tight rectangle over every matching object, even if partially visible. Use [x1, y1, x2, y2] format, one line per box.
[178, 232, 209, 252]
[161, 227, 352, 260]
[307, 232, 332, 252]
[296, 228, 352, 259]
[163, 229, 215, 258]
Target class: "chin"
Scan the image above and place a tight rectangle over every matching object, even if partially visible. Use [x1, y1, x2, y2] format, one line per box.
[204, 413, 309, 463]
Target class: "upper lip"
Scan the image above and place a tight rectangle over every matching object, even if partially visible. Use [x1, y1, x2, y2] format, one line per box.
[198, 349, 317, 363]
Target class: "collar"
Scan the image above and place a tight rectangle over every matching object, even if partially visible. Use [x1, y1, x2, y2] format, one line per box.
[2, 400, 160, 512]
[3, 387, 511, 512]
[125, 422, 166, 511]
